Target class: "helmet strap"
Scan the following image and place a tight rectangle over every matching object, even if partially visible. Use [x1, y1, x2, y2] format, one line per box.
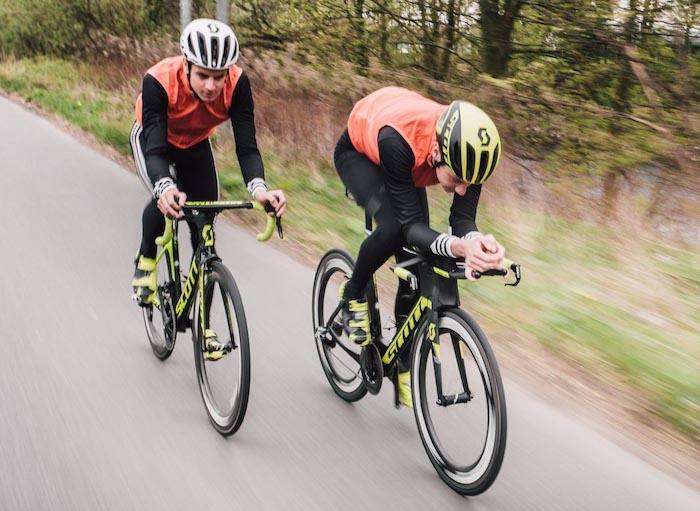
[429, 141, 442, 169]
[184, 60, 205, 102]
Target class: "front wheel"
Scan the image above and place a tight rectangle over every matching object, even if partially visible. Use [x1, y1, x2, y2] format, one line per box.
[193, 260, 250, 436]
[312, 249, 367, 402]
[411, 308, 507, 495]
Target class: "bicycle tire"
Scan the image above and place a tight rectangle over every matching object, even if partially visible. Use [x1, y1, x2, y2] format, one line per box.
[142, 250, 177, 360]
[312, 249, 367, 402]
[193, 259, 251, 436]
[411, 308, 507, 495]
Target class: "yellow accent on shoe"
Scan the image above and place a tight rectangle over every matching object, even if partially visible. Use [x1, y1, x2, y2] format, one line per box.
[137, 255, 156, 272]
[338, 280, 347, 299]
[204, 351, 226, 361]
[398, 371, 413, 408]
[132, 256, 157, 306]
[131, 272, 156, 289]
[345, 298, 371, 346]
[204, 329, 228, 361]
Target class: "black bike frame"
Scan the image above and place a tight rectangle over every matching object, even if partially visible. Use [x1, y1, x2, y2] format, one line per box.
[166, 213, 218, 333]
[323, 250, 473, 406]
[324, 208, 519, 406]
[154, 200, 275, 335]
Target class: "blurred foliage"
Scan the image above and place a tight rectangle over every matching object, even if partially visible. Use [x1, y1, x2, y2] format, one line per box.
[0, 1, 180, 57]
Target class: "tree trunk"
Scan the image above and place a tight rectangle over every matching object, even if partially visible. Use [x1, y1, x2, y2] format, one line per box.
[479, 0, 522, 78]
[440, 0, 459, 76]
[640, 0, 658, 48]
[352, 0, 369, 75]
[378, 8, 389, 65]
[614, 0, 640, 113]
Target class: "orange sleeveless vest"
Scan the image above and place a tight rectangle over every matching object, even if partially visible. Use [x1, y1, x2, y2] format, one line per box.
[347, 87, 446, 187]
[135, 56, 242, 149]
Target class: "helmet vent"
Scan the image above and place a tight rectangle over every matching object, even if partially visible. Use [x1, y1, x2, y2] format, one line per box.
[197, 32, 208, 67]
[476, 150, 489, 182]
[487, 144, 500, 178]
[187, 37, 196, 58]
[465, 144, 476, 181]
[211, 37, 220, 68]
[222, 36, 231, 66]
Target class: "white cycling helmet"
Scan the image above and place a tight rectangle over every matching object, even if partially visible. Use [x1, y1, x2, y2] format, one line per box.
[180, 18, 239, 70]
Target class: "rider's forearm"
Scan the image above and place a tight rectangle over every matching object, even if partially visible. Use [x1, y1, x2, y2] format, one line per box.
[144, 153, 171, 186]
[448, 184, 480, 237]
[238, 151, 266, 198]
[404, 223, 459, 257]
[229, 73, 266, 198]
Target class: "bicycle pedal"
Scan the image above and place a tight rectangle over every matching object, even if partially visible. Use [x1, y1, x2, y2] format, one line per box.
[132, 292, 153, 307]
[203, 350, 228, 361]
[331, 321, 344, 336]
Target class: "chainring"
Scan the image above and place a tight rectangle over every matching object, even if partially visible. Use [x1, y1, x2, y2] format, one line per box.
[159, 287, 177, 349]
[360, 344, 383, 395]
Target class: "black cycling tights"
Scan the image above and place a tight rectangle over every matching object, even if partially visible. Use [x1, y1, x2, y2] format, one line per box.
[138, 138, 219, 259]
[334, 129, 428, 341]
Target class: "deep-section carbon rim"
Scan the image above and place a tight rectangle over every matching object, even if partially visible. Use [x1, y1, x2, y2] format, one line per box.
[143, 250, 176, 360]
[412, 309, 507, 495]
[194, 260, 250, 436]
[312, 249, 367, 402]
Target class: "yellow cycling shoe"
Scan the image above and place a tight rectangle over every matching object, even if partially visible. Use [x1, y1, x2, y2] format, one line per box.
[203, 329, 230, 361]
[338, 281, 371, 346]
[132, 255, 156, 306]
[398, 371, 413, 408]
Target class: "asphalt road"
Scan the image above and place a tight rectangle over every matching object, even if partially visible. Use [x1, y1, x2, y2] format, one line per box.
[0, 95, 697, 510]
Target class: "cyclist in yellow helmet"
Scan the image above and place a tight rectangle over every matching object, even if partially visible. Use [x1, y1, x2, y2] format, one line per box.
[335, 86, 506, 407]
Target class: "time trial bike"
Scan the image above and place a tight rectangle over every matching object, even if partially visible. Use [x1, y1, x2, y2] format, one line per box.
[312, 211, 520, 495]
[140, 199, 282, 436]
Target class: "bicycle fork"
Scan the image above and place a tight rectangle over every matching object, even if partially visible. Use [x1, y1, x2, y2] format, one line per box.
[428, 311, 473, 407]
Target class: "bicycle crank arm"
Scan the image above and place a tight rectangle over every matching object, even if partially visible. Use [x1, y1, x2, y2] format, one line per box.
[437, 391, 473, 406]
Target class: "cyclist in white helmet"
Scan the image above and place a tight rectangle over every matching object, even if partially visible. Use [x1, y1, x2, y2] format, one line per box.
[130, 19, 286, 356]
[334, 87, 506, 407]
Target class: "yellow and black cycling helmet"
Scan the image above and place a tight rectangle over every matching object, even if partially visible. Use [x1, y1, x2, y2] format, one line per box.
[436, 101, 501, 184]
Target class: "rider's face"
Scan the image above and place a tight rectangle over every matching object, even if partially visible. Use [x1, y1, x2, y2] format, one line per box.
[436, 165, 470, 195]
[189, 65, 227, 102]
[431, 141, 470, 196]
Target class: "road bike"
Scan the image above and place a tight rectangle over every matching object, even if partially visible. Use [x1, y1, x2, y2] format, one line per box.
[141, 199, 282, 436]
[312, 211, 520, 495]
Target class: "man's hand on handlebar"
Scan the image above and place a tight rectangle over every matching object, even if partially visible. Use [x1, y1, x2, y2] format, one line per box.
[452, 234, 506, 282]
[254, 189, 286, 217]
[158, 188, 187, 218]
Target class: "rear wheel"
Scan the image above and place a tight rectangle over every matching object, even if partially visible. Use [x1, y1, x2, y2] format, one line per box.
[194, 260, 250, 436]
[142, 250, 176, 360]
[312, 249, 367, 402]
[411, 308, 507, 495]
